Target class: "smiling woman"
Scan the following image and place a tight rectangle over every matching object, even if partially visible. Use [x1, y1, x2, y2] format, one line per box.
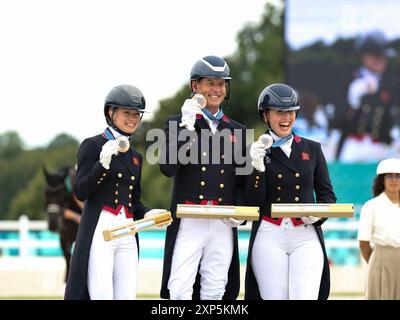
[64, 84, 170, 300]
[109, 108, 142, 135]
[245, 83, 336, 300]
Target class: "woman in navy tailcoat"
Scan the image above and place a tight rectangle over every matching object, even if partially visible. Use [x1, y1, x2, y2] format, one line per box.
[245, 84, 336, 300]
[64, 85, 165, 300]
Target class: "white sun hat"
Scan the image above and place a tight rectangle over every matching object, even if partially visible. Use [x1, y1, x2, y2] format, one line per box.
[376, 158, 400, 175]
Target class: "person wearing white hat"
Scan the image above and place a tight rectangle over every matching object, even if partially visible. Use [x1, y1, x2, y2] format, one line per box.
[358, 157, 400, 299]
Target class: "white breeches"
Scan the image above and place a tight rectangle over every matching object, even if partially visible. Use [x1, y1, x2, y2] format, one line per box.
[251, 219, 324, 300]
[88, 209, 138, 300]
[168, 218, 234, 300]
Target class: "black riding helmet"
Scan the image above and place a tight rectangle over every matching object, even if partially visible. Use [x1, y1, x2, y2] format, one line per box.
[356, 31, 390, 56]
[189, 55, 232, 100]
[257, 83, 300, 122]
[104, 84, 147, 128]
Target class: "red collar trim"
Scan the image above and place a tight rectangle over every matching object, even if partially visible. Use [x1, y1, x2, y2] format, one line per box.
[294, 134, 301, 143]
[102, 205, 134, 218]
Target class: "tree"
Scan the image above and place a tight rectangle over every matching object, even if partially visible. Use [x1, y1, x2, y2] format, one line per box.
[0, 131, 24, 159]
[140, 2, 284, 138]
[47, 133, 79, 150]
[0, 142, 78, 220]
[135, 2, 284, 210]
[0, 1, 285, 219]
[8, 171, 45, 220]
[227, 2, 284, 129]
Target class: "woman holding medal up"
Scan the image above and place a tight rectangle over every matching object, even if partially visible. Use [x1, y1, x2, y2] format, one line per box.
[159, 55, 247, 300]
[244, 83, 336, 300]
[64, 84, 166, 300]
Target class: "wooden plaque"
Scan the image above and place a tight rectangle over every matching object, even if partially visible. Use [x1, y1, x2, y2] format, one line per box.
[271, 203, 354, 218]
[103, 212, 172, 241]
[176, 204, 259, 220]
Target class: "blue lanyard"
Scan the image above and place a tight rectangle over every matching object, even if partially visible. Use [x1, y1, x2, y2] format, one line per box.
[103, 127, 115, 141]
[201, 108, 224, 121]
[272, 133, 293, 148]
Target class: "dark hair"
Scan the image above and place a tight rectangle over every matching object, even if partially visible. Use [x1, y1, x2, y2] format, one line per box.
[372, 174, 385, 197]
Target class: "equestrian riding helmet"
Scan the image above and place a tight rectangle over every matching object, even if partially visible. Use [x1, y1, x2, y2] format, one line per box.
[104, 84, 146, 126]
[190, 56, 231, 89]
[257, 83, 300, 119]
[356, 31, 390, 56]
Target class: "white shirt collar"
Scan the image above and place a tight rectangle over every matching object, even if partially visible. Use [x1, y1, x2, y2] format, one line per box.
[203, 110, 220, 134]
[378, 192, 399, 206]
[269, 130, 293, 157]
[269, 130, 293, 145]
[359, 66, 381, 80]
[202, 109, 220, 121]
[108, 126, 122, 139]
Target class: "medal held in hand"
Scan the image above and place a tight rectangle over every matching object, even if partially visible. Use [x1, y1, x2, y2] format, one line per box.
[116, 136, 130, 153]
[192, 93, 207, 108]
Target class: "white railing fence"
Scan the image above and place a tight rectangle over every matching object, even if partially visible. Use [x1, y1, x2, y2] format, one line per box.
[0, 215, 360, 258]
[0, 215, 59, 257]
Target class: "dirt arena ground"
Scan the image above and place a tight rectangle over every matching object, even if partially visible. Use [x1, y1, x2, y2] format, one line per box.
[0, 257, 366, 299]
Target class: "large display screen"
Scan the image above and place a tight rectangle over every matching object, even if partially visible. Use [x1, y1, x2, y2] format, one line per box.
[285, 0, 400, 162]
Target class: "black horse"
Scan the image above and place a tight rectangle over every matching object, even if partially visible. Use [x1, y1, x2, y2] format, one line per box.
[43, 165, 82, 282]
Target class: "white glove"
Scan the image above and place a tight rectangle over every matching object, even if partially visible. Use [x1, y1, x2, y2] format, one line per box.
[301, 215, 321, 225]
[250, 134, 273, 172]
[144, 209, 171, 228]
[99, 140, 119, 169]
[348, 76, 379, 109]
[364, 74, 379, 94]
[179, 99, 203, 131]
[222, 217, 244, 227]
